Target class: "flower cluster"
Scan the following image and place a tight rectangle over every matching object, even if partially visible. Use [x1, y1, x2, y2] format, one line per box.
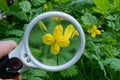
[87, 25, 101, 37]
[42, 24, 75, 55]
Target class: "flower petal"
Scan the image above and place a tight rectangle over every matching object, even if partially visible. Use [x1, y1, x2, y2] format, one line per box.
[53, 25, 63, 40]
[64, 24, 75, 40]
[51, 43, 60, 55]
[57, 37, 70, 47]
[93, 25, 97, 30]
[42, 34, 55, 45]
[87, 28, 93, 33]
[91, 32, 96, 37]
[95, 30, 101, 34]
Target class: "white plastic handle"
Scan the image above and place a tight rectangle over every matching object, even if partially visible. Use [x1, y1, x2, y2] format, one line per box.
[9, 11, 85, 72]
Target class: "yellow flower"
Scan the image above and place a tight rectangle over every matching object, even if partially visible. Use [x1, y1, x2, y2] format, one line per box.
[87, 25, 101, 37]
[42, 24, 75, 55]
[44, 4, 48, 10]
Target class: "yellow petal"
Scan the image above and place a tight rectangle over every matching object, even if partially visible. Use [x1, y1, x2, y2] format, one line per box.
[95, 30, 101, 34]
[51, 43, 60, 55]
[91, 32, 96, 37]
[87, 28, 93, 33]
[64, 24, 75, 40]
[57, 37, 70, 47]
[93, 25, 97, 30]
[53, 25, 63, 40]
[42, 34, 55, 45]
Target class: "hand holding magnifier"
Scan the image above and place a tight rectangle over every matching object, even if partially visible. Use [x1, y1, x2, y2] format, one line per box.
[0, 11, 85, 79]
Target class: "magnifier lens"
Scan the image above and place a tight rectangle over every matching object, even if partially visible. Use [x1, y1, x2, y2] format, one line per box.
[28, 16, 80, 66]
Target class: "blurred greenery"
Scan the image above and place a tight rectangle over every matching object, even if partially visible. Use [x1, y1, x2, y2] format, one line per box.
[0, 0, 120, 80]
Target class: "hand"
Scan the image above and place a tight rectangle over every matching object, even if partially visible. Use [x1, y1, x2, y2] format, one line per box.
[0, 40, 21, 80]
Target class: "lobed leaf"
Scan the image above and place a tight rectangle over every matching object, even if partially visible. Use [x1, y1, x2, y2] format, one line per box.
[103, 58, 120, 71]
[30, 0, 46, 7]
[0, 0, 8, 11]
[60, 65, 78, 78]
[19, 1, 31, 12]
[93, 0, 110, 15]
[81, 13, 98, 26]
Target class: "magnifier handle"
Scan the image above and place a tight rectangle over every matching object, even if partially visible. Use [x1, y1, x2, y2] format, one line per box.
[0, 55, 20, 79]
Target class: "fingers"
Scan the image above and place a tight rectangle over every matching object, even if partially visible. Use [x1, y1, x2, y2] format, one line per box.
[0, 40, 21, 80]
[16, 75, 21, 80]
[0, 40, 17, 59]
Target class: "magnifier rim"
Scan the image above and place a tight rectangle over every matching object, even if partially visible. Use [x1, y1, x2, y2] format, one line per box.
[24, 11, 85, 71]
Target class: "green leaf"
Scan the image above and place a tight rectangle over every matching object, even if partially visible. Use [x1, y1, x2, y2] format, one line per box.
[30, 0, 46, 7]
[98, 61, 106, 77]
[83, 50, 93, 59]
[30, 47, 42, 60]
[107, 21, 116, 29]
[41, 58, 57, 66]
[29, 77, 42, 80]
[92, 54, 99, 60]
[60, 65, 78, 78]
[2, 38, 20, 44]
[9, 2, 20, 12]
[54, 0, 70, 3]
[93, 0, 110, 15]
[106, 14, 117, 20]
[104, 45, 114, 58]
[101, 32, 113, 37]
[0, 0, 8, 11]
[19, 1, 31, 12]
[6, 29, 24, 37]
[29, 69, 47, 77]
[22, 69, 47, 80]
[103, 58, 120, 71]
[10, 11, 28, 21]
[113, 0, 120, 10]
[81, 13, 98, 25]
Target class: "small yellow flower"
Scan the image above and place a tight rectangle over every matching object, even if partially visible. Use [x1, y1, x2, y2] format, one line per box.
[42, 24, 74, 55]
[87, 25, 101, 37]
[44, 4, 48, 10]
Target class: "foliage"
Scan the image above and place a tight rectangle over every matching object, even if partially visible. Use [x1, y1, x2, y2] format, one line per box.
[0, 0, 120, 80]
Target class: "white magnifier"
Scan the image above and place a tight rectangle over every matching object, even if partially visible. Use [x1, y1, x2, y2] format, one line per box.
[0, 11, 85, 79]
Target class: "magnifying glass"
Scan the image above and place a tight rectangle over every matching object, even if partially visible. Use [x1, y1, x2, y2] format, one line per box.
[0, 11, 85, 79]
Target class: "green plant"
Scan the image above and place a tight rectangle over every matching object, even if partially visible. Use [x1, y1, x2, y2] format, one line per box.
[0, 0, 120, 80]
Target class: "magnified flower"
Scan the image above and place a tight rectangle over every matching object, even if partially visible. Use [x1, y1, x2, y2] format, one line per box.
[42, 24, 75, 55]
[87, 25, 101, 37]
